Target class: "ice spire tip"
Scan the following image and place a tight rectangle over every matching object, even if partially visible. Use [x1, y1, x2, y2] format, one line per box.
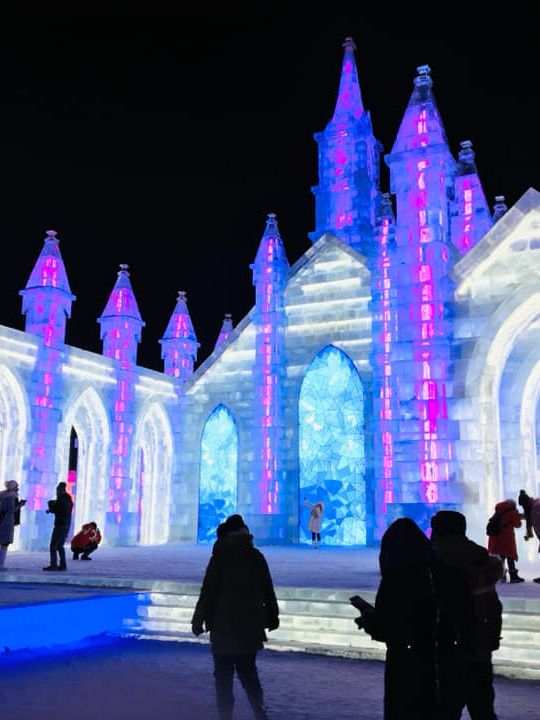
[177, 290, 187, 301]
[343, 36, 356, 52]
[414, 64, 432, 87]
[45, 229, 58, 242]
[119, 263, 129, 273]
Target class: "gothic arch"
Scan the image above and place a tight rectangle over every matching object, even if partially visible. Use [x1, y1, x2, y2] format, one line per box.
[57, 386, 111, 536]
[132, 402, 173, 545]
[198, 404, 238, 543]
[0, 365, 28, 548]
[298, 344, 366, 546]
[464, 287, 540, 512]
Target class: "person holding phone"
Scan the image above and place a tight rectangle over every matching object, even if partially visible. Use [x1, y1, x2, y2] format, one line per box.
[352, 517, 467, 720]
[0, 480, 26, 570]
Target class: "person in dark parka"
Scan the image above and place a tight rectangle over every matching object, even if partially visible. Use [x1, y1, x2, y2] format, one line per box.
[354, 517, 467, 720]
[191, 514, 279, 720]
[43, 482, 74, 571]
[431, 510, 503, 720]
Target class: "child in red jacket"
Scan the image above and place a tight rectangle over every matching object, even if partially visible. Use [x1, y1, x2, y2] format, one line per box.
[71, 522, 102, 560]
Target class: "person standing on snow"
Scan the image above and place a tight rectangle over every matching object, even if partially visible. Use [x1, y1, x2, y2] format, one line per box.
[191, 513, 279, 720]
[304, 498, 324, 548]
[518, 489, 540, 583]
[487, 499, 524, 583]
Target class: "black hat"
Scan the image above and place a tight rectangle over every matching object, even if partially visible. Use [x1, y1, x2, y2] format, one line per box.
[430, 510, 466, 537]
[217, 514, 249, 538]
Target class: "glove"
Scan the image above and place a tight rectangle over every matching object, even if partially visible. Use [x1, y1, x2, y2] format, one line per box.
[191, 622, 204, 637]
[266, 617, 279, 632]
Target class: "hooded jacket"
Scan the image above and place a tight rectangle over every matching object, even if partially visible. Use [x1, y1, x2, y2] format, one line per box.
[191, 530, 279, 655]
[487, 500, 521, 560]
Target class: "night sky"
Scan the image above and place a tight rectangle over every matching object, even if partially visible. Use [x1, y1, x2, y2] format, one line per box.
[1, 9, 537, 372]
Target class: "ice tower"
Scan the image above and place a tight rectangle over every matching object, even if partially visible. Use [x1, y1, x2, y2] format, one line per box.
[311, 37, 382, 252]
[160, 291, 199, 381]
[384, 65, 458, 523]
[20, 230, 75, 547]
[250, 213, 289, 540]
[98, 264, 144, 543]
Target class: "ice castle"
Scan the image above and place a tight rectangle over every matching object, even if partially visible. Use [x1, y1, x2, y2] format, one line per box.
[2, 38, 539, 549]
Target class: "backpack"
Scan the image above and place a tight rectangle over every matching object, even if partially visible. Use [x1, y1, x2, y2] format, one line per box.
[486, 513, 501, 536]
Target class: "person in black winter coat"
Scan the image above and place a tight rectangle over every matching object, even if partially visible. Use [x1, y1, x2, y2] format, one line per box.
[431, 510, 503, 720]
[43, 482, 74, 571]
[191, 514, 279, 720]
[354, 517, 467, 720]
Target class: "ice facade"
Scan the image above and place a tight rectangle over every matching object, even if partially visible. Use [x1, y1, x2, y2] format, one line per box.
[0, 39, 539, 550]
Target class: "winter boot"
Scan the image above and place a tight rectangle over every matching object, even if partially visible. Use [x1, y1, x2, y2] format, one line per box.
[509, 571, 525, 583]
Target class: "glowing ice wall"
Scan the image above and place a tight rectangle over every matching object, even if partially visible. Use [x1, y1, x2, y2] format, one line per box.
[98, 265, 144, 543]
[368, 194, 400, 536]
[450, 140, 492, 255]
[386, 66, 456, 512]
[311, 37, 381, 252]
[299, 345, 366, 545]
[251, 214, 289, 519]
[160, 291, 199, 380]
[198, 404, 238, 542]
[20, 230, 75, 548]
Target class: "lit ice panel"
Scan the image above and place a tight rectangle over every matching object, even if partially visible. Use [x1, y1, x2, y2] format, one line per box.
[198, 404, 238, 542]
[299, 345, 366, 545]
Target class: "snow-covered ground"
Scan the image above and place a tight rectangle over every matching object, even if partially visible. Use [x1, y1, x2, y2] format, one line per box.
[3, 542, 540, 598]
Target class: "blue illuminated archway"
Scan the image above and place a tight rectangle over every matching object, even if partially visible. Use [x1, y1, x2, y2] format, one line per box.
[198, 404, 238, 542]
[299, 345, 366, 545]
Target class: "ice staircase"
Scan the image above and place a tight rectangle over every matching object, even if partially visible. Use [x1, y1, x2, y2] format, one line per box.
[122, 582, 540, 680]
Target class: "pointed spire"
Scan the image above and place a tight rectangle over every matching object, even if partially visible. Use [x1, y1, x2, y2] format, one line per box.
[160, 290, 199, 380]
[98, 264, 145, 364]
[493, 195, 508, 221]
[450, 140, 493, 255]
[20, 230, 75, 346]
[391, 65, 449, 153]
[252, 213, 289, 275]
[23, 230, 73, 296]
[213, 313, 233, 353]
[332, 36, 364, 122]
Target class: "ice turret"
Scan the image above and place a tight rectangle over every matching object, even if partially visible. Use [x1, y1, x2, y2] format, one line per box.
[98, 264, 144, 366]
[493, 195, 508, 221]
[213, 313, 233, 353]
[160, 290, 199, 380]
[450, 140, 493, 255]
[250, 213, 289, 531]
[20, 230, 75, 347]
[311, 37, 382, 253]
[384, 65, 457, 518]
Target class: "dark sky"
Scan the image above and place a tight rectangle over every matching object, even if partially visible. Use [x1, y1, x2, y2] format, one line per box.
[1, 9, 538, 372]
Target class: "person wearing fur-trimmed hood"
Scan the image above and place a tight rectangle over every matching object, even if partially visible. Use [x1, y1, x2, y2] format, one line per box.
[0, 480, 26, 570]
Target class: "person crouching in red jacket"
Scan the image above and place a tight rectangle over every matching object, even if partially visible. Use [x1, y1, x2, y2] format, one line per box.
[71, 522, 102, 560]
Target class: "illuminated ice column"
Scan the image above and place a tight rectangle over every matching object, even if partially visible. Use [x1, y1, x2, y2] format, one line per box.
[20, 230, 75, 549]
[385, 66, 458, 517]
[310, 37, 382, 251]
[250, 213, 289, 539]
[159, 291, 199, 380]
[366, 194, 401, 539]
[213, 313, 233, 353]
[450, 140, 493, 255]
[98, 264, 145, 545]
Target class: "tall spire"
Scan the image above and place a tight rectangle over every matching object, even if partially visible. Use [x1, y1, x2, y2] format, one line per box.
[20, 229, 75, 347]
[160, 290, 199, 380]
[450, 140, 493, 255]
[213, 313, 233, 353]
[391, 65, 449, 154]
[311, 38, 381, 252]
[332, 36, 364, 121]
[98, 264, 144, 365]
